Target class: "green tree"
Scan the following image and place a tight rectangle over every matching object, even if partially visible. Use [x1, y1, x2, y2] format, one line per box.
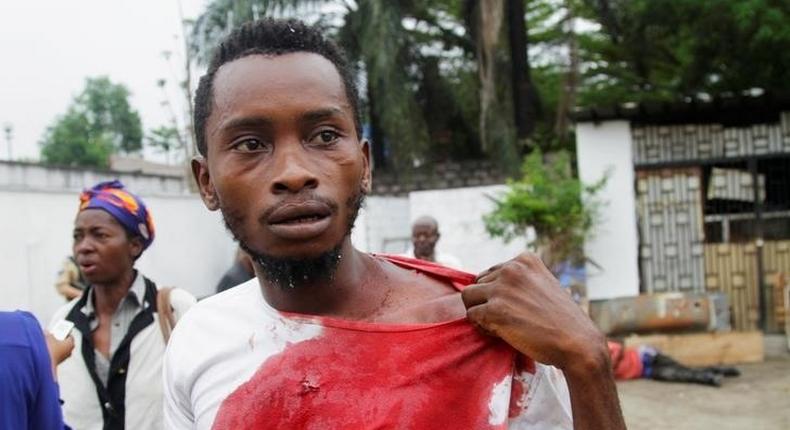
[40, 109, 113, 168]
[191, 1, 441, 170]
[577, 0, 790, 106]
[186, 0, 790, 174]
[484, 148, 608, 273]
[40, 77, 143, 167]
[189, 1, 562, 172]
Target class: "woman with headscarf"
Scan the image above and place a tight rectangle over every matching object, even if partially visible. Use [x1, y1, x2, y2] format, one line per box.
[49, 180, 196, 430]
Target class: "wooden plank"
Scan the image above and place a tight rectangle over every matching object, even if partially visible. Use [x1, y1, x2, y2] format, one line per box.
[704, 243, 760, 331]
[763, 241, 790, 332]
[623, 331, 764, 366]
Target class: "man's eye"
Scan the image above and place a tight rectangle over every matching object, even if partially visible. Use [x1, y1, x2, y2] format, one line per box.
[233, 138, 267, 152]
[310, 130, 340, 145]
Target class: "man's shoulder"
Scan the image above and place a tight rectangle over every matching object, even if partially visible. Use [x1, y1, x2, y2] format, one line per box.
[170, 279, 260, 337]
[198, 278, 259, 310]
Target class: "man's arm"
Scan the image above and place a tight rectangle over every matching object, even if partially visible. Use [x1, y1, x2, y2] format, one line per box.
[461, 253, 626, 430]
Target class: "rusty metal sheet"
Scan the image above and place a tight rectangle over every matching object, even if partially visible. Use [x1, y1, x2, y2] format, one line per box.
[589, 292, 730, 336]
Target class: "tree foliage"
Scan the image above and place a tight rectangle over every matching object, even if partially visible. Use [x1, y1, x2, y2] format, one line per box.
[190, 0, 483, 170]
[40, 77, 143, 168]
[577, 0, 790, 106]
[484, 148, 608, 270]
[187, 0, 790, 172]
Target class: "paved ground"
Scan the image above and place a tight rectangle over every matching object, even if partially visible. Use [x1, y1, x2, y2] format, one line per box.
[618, 358, 790, 429]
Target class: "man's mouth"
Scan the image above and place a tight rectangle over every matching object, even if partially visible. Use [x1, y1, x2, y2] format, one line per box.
[266, 201, 334, 240]
[275, 214, 327, 224]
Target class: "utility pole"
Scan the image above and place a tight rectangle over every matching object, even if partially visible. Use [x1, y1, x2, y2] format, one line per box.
[176, 0, 199, 192]
[3, 123, 12, 161]
[176, 0, 195, 161]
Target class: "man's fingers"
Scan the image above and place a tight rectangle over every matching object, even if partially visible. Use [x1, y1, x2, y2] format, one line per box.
[461, 282, 494, 308]
[465, 304, 498, 337]
[475, 263, 503, 282]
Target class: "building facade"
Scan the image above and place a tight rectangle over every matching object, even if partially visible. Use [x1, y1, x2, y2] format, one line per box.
[575, 94, 790, 332]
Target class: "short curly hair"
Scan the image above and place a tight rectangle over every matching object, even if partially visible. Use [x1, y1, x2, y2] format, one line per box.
[193, 18, 362, 156]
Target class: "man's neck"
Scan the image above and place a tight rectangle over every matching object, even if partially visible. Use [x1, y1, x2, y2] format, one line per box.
[415, 250, 436, 262]
[92, 269, 136, 316]
[256, 239, 389, 319]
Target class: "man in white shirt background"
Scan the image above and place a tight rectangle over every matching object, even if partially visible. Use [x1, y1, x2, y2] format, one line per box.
[405, 215, 463, 268]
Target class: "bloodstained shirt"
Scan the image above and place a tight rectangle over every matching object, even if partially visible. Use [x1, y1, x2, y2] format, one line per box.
[164, 255, 572, 429]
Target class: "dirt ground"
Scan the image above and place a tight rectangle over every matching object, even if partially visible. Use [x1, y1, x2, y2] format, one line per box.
[617, 358, 790, 430]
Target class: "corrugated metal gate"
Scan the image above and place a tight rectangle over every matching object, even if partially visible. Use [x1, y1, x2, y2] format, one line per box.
[633, 117, 790, 332]
[636, 168, 706, 294]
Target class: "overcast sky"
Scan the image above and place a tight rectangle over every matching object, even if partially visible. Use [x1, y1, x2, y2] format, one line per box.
[0, 0, 207, 162]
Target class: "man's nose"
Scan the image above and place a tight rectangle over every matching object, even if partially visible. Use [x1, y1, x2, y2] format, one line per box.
[270, 145, 319, 194]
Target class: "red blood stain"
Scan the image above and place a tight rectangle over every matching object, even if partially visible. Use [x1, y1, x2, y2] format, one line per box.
[508, 355, 535, 418]
[212, 319, 529, 430]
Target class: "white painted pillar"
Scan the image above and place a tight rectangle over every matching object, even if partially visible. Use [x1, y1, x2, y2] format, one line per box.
[576, 120, 640, 299]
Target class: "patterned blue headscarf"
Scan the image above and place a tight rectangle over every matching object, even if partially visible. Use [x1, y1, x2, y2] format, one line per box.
[78, 180, 155, 250]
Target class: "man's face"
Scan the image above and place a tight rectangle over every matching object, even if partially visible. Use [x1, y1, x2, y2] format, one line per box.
[412, 224, 439, 258]
[194, 53, 370, 262]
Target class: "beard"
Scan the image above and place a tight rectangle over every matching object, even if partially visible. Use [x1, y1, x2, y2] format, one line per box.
[221, 188, 366, 289]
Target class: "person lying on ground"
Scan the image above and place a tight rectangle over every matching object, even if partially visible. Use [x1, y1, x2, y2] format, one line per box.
[608, 340, 740, 387]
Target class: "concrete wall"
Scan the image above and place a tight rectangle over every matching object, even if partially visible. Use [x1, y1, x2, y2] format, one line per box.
[2, 161, 533, 323]
[353, 185, 530, 274]
[576, 121, 641, 299]
[352, 196, 412, 254]
[0, 162, 236, 324]
[0, 161, 189, 195]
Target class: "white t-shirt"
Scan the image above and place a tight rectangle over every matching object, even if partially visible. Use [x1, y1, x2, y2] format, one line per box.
[164, 257, 572, 429]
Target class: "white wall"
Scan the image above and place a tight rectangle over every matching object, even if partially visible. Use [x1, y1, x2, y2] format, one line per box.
[0, 165, 237, 324]
[1, 162, 541, 323]
[576, 120, 640, 299]
[351, 186, 529, 274]
[352, 196, 412, 254]
[409, 185, 530, 273]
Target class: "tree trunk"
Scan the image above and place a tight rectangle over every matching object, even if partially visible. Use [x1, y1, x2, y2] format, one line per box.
[554, 0, 579, 143]
[507, 0, 540, 140]
[367, 76, 387, 170]
[472, 0, 522, 175]
[475, 0, 505, 153]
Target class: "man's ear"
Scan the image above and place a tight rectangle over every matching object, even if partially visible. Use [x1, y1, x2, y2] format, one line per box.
[360, 139, 372, 194]
[191, 156, 220, 211]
